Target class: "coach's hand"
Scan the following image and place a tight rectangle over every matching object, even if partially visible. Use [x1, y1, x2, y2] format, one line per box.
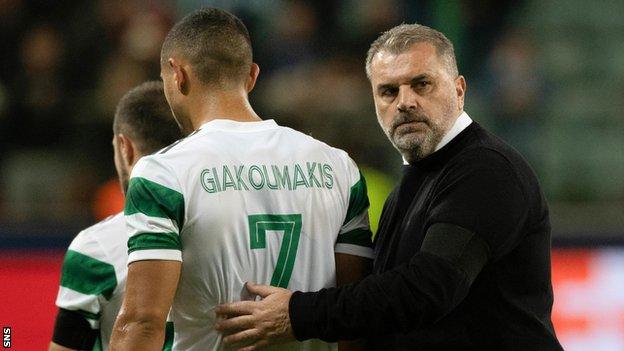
[215, 282, 296, 350]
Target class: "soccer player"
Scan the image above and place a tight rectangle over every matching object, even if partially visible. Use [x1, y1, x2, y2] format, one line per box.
[50, 81, 184, 351]
[109, 8, 373, 351]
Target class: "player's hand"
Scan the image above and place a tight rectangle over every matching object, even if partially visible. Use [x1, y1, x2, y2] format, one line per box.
[215, 282, 295, 350]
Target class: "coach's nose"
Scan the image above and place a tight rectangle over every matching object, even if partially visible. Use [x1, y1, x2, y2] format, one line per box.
[396, 84, 418, 112]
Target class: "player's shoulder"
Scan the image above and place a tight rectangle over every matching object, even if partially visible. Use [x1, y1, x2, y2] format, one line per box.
[140, 128, 202, 163]
[278, 125, 362, 181]
[131, 146, 179, 182]
[68, 212, 126, 255]
[278, 125, 356, 163]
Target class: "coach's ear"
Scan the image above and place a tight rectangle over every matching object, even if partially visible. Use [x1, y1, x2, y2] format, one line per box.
[455, 75, 466, 111]
[118, 134, 137, 168]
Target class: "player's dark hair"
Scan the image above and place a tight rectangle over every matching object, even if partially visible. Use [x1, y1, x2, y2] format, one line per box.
[161, 7, 252, 88]
[113, 81, 184, 154]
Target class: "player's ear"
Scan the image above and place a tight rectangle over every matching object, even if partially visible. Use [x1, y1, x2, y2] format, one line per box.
[245, 63, 260, 93]
[118, 134, 136, 168]
[168, 58, 189, 95]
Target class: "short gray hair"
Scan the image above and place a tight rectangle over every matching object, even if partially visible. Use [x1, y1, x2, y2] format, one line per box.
[365, 24, 458, 79]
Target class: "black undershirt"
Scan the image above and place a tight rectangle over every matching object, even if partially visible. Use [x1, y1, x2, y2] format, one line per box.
[290, 122, 563, 350]
[52, 308, 98, 350]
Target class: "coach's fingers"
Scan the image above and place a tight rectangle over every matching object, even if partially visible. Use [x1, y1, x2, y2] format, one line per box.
[222, 328, 261, 346]
[244, 282, 280, 298]
[215, 314, 256, 333]
[215, 300, 256, 317]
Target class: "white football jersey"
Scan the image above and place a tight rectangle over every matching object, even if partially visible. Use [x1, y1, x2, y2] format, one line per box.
[125, 119, 373, 351]
[55, 213, 174, 351]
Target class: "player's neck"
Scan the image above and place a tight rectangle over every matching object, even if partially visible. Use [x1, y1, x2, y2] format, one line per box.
[190, 90, 261, 129]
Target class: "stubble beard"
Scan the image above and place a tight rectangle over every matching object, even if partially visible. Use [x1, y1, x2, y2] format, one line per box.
[382, 108, 453, 163]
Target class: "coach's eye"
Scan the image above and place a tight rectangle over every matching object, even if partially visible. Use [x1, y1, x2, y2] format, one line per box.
[415, 81, 430, 88]
[413, 81, 433, 94]
[381, 87, 398, 97]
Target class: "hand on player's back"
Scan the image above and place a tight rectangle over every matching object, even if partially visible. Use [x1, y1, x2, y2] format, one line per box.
[215, 282, 295, 350]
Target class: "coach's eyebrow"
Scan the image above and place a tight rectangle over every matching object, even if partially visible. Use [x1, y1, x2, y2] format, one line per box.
[410, 73, 431, 83]
[376, 73, 432, 91]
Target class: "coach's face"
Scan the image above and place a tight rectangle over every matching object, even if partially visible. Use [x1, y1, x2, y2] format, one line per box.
[370, 42, 465, 162]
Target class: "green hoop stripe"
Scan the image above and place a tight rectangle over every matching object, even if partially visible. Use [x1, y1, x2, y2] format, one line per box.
[60, 250, 117, 300]
[337, 228, 373, 248]
[344, 171, 370, 225]
[128, 232, 181, 253]
[125, 177, 185, 228]
[163, 321, 174, 351]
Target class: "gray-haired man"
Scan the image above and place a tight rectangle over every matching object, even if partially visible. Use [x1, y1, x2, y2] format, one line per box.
[215, 23, 563, 351]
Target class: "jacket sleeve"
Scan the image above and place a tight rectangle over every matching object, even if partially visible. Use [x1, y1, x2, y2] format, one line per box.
[289, 149, 526, 341]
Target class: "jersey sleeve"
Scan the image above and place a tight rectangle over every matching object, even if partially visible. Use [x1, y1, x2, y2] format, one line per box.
[55, 232, 118, 330]
[335, 157, 374, 258]
[125, 156, 185, 263]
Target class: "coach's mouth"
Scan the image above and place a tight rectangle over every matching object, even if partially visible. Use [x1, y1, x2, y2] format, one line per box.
[395, 120, 428, 134]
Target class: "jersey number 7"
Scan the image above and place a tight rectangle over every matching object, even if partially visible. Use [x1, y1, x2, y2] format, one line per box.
[248, 214, 302, 288]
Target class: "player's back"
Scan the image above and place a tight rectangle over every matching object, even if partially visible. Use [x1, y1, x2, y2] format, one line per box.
[126, 119, 372, 350]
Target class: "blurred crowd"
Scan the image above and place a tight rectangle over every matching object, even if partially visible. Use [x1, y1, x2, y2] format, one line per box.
[0, 0, 622, 236]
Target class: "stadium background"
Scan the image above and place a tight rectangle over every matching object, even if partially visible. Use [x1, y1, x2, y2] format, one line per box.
[0, 0, 622, 349]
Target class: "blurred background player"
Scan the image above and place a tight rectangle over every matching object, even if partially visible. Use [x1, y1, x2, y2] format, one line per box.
[110, 8, 373, 351]
[49, 81, 185, 351]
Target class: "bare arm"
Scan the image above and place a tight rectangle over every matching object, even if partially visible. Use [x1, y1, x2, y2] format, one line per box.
[335, 253, 372, 286]
[109, 260, 180, 351]
[335, 253, 372, 351]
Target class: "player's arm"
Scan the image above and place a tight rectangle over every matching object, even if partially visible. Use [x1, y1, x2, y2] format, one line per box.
[334, 169, 374, 351]
[109, 260, 180, 350]
[110, 158, 186, 350]
[335, 253, 372, 286]
[334, 168, 374, 287]
[335, 253, 371, 351]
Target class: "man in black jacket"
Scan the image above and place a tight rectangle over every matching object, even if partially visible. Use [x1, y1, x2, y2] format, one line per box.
[215, 24, 563, 350]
